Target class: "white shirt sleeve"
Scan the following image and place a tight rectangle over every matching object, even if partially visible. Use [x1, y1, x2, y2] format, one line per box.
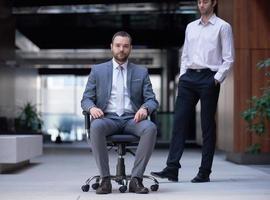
[180, 26, 189, 77]
[214, 23, 235, 83]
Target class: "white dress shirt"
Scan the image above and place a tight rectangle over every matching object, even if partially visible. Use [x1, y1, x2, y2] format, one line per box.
[105, 58, 134, 114]
[180, 14, 235, 83]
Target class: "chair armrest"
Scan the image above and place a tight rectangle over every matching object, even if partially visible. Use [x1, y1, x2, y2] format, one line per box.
[150, 110, 158, 125]
[82, 111, 91, 138]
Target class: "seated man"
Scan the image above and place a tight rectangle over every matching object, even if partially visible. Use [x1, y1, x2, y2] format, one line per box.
[81, 31, 159, 194]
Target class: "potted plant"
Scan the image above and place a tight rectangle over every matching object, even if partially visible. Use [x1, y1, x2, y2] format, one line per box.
[242, 58, 270, 154]
[15, 102, 43, 134]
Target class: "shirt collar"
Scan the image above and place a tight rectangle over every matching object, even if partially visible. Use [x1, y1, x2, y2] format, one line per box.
[198, 13, 217, 25]
[112, 58, 128, 70]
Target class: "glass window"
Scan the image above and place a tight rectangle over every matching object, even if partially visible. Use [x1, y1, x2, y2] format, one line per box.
[40, 75, 88, 142]
[149, 75, 161, 104]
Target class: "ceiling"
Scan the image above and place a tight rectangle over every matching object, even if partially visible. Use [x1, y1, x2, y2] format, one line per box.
[11, 0, 198, 49]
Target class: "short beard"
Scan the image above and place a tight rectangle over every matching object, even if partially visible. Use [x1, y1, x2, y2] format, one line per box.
[114, 53, 129, 63]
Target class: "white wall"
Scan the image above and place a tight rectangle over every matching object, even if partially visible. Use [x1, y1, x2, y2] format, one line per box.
[0, 67, 38, 118]
[217, 72, 234, 152]
[0, 68, 16, 118]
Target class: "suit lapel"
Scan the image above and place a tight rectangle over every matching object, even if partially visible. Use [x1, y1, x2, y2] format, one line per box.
[106, 61, 113, 97]
[127, 62, 134, 97]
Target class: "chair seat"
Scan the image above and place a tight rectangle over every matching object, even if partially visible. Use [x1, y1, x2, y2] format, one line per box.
[107, 134, 139, 143]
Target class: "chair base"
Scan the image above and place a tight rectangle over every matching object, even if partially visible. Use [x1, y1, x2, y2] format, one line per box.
[81, 174, 159, 193]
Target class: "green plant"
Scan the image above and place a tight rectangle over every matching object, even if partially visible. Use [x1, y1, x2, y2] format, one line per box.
[15, 102, 43, 132]
[242, 58, 270, 153]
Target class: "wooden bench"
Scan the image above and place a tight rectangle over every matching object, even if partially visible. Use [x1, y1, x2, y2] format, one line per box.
[0, 135, 43, 173]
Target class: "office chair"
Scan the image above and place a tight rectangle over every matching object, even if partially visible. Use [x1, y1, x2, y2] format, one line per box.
[81, 111, 159, 193]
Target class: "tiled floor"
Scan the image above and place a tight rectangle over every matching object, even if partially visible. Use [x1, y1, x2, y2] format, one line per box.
[0, 145, 270, 200]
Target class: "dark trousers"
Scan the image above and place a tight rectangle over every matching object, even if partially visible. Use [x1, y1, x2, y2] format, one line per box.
[166, 69, 220, 175]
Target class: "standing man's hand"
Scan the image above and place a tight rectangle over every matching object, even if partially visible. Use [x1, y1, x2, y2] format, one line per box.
[134, 108, 148, 123]
[89, 107, 104, 119]
[214, 79, 219, 86]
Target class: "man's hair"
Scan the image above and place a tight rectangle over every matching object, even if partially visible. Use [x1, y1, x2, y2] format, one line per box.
[213, 0, 218, 13]
[198, 0, 217, 5]
[112, 31, 132, 44]
[211, 0, 217, 8]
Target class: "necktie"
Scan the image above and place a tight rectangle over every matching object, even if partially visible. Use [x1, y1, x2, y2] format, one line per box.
[116, 66, 125, 116]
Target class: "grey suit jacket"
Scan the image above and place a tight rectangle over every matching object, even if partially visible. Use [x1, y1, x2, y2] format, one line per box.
[81, 60, 159, 115]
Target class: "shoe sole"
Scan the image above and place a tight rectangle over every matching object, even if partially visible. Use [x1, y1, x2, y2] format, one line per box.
[150, 172, 178, 182]
[129, 189, 149, 194]
[191, 179, 210, 183]
[96, 188, 112, 194]
[96, 191, 112, 194]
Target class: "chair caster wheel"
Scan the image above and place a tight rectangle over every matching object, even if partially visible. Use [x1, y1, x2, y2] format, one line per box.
[92, 183, 100, 190]
[81, 184, 90, 192]
[119, 185, 127, 193]
[150, 184, 159, 191]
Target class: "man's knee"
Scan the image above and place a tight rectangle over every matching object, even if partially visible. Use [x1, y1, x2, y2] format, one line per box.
[144, 122, 157, 137]
[90, 119, 106, 136]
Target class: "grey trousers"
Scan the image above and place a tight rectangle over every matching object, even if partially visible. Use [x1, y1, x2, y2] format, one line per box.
[89, 114, 157, 179]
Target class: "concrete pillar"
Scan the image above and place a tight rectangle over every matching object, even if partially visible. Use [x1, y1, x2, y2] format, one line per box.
[0, 0, 15, 64]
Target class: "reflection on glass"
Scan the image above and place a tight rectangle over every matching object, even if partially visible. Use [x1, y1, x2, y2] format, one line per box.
[40, 75, 87, 142]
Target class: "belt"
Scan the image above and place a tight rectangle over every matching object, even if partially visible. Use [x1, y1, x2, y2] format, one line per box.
[187, 68, 212, 73]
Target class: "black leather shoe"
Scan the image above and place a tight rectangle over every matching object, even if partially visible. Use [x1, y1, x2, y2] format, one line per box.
[151, 167, 178, 182]
[191, 173, 210, 183]
[129, 177, 149, 194]
[96, 177, 112, 194]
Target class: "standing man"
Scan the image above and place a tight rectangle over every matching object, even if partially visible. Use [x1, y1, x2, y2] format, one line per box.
[81, 31, 158, 194]
[151, 0, 234, 183]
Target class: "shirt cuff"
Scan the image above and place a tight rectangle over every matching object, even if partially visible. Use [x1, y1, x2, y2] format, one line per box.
[140, 106, 149, 115]
[214, 71, 225, 83]
[88, 105, 96, 113]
